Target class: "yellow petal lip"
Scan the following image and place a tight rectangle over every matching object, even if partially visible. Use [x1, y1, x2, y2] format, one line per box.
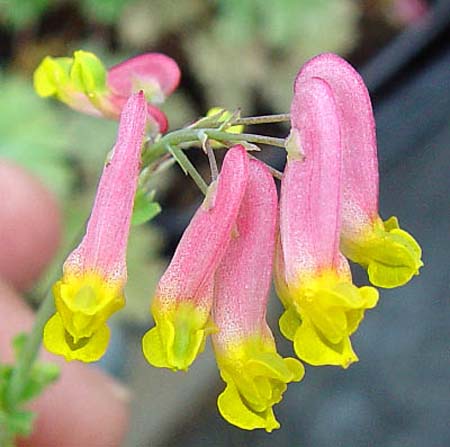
[341, 215, 423, 289]
[215, 336, 304, 431]
[53, 273, 124, 341]
[142, 302, 214, 371]
[43, 313, 110, 362]
[293, 317, 358, 368]
[278, 271, 378, 368]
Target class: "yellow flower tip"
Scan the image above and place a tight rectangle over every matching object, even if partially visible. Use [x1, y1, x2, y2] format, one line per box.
[215, 338, 304, 431]
[285, 273, 378, 368]
[53, 273, 125, 341]
[43, 313, 110, 362]
[33, 55, 73, 98]
[342, 216, 423, 289]
[70, 50, 107, 95]
[142, 303, 214, 371]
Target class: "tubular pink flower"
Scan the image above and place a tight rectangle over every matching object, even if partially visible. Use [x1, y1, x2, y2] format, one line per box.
[34, 51, 181, 133]
[295, 53, 422, 288]
[142, 145, 249, 371]
[43, 92, 147, 362]
[212, 158, 304, 432]
[275, 75, 378, 368]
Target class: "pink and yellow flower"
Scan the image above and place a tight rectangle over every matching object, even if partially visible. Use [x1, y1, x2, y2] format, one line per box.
[142, 145, 249, 371]
[275, 73, 379, 368]
[33, 50, 180, 133]
[295, 53, 422, 288]
[43, 92, 148, 362]
[212, 158, 304, 432]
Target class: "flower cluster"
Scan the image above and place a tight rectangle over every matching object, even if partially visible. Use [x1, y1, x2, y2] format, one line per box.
[37, 51, 422, 431]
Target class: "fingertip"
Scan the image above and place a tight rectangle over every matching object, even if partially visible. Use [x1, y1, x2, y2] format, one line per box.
[21, 361, 130, 447]
[0, 160, 61, 291]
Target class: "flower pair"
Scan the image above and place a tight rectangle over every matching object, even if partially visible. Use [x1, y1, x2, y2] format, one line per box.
[142, 146, 304, 431]
[34, 50, 180, 133]
[274, 53, 423, 368]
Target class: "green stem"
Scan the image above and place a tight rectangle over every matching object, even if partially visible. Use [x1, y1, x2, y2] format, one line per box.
[231, 113, 291, 126]
[6, 290, 55, 409]
[142, 128, 286, 166]
[167, 144, 208, 195]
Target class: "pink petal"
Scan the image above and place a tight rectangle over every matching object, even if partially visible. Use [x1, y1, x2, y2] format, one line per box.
[65, 92, 147, 282]
[281, 76, 342, 282]
[213, 158, 278, 344]
[110, 95, 168, 133]
[155, 145, 248, 311]
[294, 53, 379, 234]
[107, 53, 181, 99]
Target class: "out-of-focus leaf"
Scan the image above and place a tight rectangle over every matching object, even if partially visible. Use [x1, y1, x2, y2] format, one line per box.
[81, 0, 135, 24]
[189, 0, 360, 114]
[118, 0, 205, 48]
[0, 75, 73, 198]
[0, 409, 35, 436]
[132, 189, 161, 226]
[0, 0, 49, 28]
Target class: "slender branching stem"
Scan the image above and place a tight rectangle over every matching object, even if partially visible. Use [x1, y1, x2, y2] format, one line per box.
[231, 113, 291, 126]
[167, 144, 208, 195]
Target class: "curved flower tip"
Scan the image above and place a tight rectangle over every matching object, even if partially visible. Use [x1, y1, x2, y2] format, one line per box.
[43, 93, 147, 362]
[33, 50, 180, 133]
[217, 339, 304, 432]
[341, 216, 423, 289]
[279, 271, 379, 368]
[295, 53, 423, 289]
[108, 53, 181, 103]
[142, 146, 249, 371]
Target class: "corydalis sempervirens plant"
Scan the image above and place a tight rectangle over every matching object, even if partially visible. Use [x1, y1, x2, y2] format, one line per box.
[43, 92, 147, 361]
[34, 50, 180, 133]
[17, 49, 421, 437]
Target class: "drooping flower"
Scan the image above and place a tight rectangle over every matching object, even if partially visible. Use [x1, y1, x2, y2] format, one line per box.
[33, 50, 180, 133]
[43, 92, 147, 362]
[275, 75, 379, 368]
[212, 158, 304, 432]
[142, 145, 249, 371]
[295, 53, 422, 288]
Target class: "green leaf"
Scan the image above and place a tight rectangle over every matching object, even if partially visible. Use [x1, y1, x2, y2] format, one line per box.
[132, 189, 161, 226]
[20, 363, 60, 404]
[2, 409, 35, 436]
[3, 334, 60, 404]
